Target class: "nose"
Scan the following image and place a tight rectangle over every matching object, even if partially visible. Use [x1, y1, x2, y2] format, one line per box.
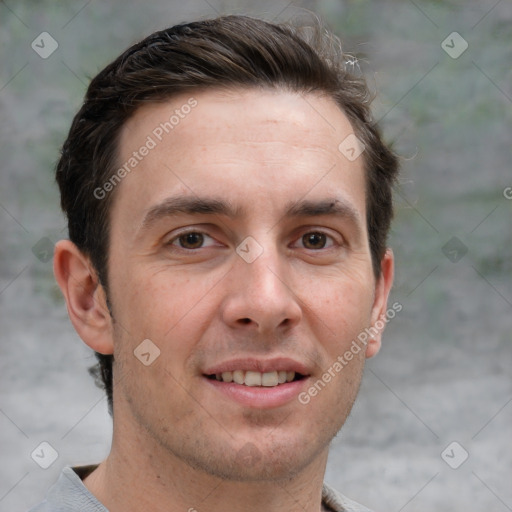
[220, 246, 302, 335]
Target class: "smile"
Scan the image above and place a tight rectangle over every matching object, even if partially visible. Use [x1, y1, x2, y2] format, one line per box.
[206, 370, 306, 387]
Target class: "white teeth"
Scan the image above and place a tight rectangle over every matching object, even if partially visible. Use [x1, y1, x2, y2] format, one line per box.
[262, 371, 279, 387]
[245, 371, 262, 387]
[221, 371, 233, 383]
[233, 370, 245, 384]
[215, 370, 298, 386]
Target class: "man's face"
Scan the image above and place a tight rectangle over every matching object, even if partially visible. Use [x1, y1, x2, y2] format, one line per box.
[106, 89, 389, 480]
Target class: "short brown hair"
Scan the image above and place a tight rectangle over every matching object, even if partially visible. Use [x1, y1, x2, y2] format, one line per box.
[56, 15, 399, 414]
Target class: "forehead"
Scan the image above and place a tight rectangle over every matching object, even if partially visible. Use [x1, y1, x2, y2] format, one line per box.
[112, 88, 366, 233]
[120, 88, 354, 156]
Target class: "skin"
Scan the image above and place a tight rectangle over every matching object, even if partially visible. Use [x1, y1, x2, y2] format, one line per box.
[54, 89, 394, 512]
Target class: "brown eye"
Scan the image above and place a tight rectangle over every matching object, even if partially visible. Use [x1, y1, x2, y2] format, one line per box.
[178, 232, 204, 249]
[302, 232, 327, 249]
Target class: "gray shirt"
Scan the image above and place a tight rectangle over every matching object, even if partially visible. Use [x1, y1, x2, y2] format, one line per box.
[29, 466, 374, 512]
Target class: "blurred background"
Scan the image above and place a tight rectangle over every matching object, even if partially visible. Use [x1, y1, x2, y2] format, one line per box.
[1, 0, 511, 510]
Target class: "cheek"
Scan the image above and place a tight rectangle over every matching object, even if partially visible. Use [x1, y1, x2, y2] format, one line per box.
[305, 273, 375, 340]
[114, 267, 210, 334]
[111, 267, 223, 373]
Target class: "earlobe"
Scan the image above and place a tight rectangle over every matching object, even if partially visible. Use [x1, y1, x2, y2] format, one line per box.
[366, 248, 395, 359]
[53, 240, 114, 355]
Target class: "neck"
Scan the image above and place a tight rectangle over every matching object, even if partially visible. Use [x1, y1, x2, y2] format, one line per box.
[84, 426, 329, 512]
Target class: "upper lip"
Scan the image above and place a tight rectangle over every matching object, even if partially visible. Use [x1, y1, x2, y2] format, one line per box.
[203, 357, 311, 376]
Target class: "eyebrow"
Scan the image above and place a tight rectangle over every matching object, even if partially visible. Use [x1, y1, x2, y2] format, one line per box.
[138, 195, 362, 234]
[284, 198, 361, 227]
[139, 196, 242, 233]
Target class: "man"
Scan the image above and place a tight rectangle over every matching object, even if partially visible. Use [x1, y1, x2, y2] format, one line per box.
[32, 14, 398, 512]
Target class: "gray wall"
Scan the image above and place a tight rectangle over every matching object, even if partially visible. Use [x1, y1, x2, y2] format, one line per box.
[1, 1, 510, 510]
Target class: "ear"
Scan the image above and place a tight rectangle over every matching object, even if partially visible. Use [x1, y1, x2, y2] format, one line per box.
[365, 248, 395, 359]
[53, 239, 114, 354]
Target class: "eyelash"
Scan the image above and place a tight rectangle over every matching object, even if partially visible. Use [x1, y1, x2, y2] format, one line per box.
[166, 229, 340, 251]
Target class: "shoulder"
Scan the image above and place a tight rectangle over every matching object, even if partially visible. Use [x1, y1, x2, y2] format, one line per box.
[28, 466, 107, 512]
[322, 482, 376, 512]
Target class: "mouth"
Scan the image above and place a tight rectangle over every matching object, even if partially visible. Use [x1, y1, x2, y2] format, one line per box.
[202, 358, 311, 408]
[205, 370, 307, 387]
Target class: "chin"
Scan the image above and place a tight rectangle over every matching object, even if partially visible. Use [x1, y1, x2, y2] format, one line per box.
[182, 435, 325, 483]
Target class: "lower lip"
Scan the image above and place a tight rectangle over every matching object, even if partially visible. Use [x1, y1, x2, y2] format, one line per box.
[204, 377, 308, 408]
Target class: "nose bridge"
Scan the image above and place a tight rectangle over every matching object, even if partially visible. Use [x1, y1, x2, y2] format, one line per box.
[222, 238, 301, 331]
[239, 241, 289, 306]
[247, 249, 287, 301]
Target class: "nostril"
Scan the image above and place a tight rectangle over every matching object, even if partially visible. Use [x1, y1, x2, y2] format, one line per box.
[240, 318, 251, 324]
